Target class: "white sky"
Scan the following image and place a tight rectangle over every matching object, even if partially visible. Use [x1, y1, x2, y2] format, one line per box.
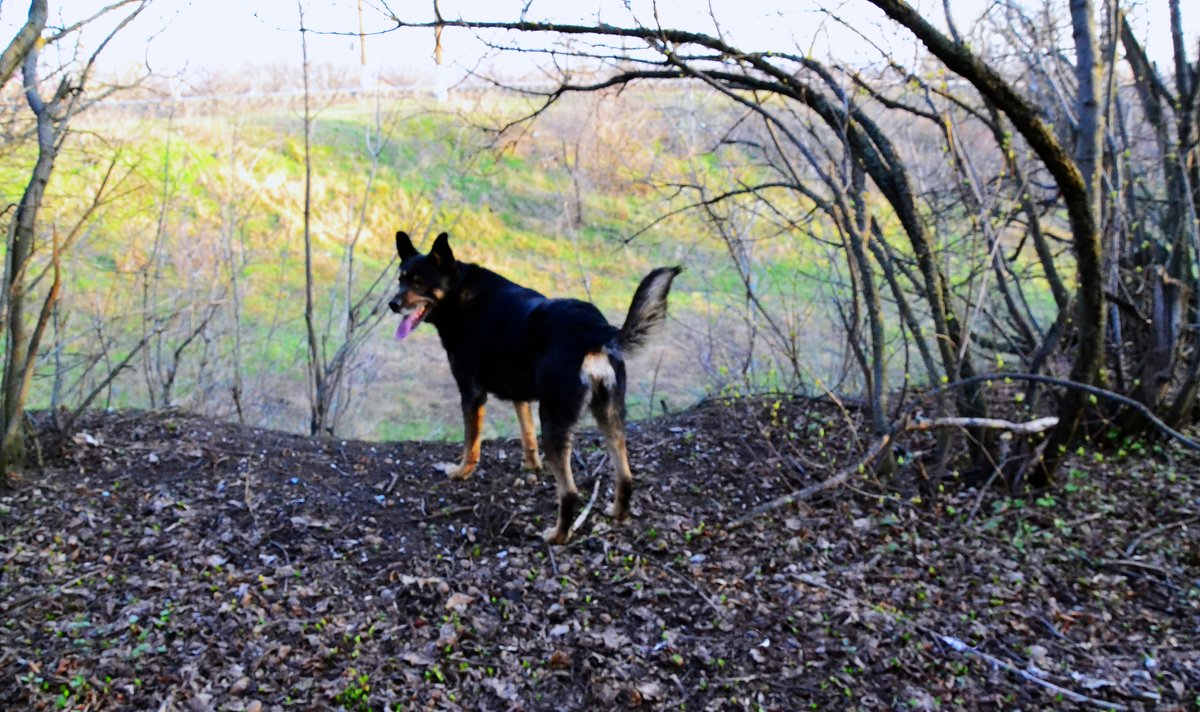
[1, 0, 1195, 83]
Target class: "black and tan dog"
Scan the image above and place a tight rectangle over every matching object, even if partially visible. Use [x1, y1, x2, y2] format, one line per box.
[388, 231, 680, 544]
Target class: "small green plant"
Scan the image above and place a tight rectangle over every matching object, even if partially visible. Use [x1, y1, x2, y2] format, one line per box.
[335, 668, 371, 711]
[1011, 520, 1036, 552]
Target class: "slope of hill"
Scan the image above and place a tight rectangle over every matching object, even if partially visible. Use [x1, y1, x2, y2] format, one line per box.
[7, 91, 840, 441]
[2, 398, 1195, 709]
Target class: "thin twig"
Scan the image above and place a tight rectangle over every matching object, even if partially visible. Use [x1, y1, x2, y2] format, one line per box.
[569, 469, 605, 537]
[935, 635, 1128, 711]
[728, 433, 892, 529]
[1101, 558, 1172, 577]
[1123, 515, 1199, 557]
[545, 538, 558, 576]
[568, 453, 609, 537]
[659, 563, 730, 620]
[964, 466, 1004, 526]
[243, 468, 257, 528]
[426, 505, 475, 520]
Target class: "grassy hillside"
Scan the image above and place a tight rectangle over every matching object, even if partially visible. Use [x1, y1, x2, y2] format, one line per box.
[2, 90, 850, 440]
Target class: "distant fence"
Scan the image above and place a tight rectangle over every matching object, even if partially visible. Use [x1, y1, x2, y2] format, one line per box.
[1, 76, 692, 118]
[0, 79, 572, 117]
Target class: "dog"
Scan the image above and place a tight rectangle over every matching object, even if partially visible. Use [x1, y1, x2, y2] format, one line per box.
[388, 230, 680, 544]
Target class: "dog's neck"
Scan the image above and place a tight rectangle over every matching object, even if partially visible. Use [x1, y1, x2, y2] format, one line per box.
[426, 262, 528, 343]
[425, 262, 478, 336]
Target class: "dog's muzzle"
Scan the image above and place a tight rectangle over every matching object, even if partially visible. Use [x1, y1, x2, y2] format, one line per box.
[392, 299, 430, 341]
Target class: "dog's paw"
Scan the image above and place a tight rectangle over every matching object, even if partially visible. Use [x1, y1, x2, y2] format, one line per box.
[542, 526, 570, 545]
[605, 503, 630, 522]
[521, 454, 543, 472]
[435, 461, 475, 480]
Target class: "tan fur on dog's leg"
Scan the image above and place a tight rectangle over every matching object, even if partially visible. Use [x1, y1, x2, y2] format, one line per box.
[596, 415, 634, 521]
[514, 401, 542, 472]
[442, 403, 485, 480]
[603, 432, 633, 521]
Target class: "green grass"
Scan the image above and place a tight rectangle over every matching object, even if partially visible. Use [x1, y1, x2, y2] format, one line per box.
[2, 91, 1059, 440]
[1, 97, 732, 436]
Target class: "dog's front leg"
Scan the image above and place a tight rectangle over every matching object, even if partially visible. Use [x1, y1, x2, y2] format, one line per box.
[441, 399, 485, 481]
[513, 401, 542, 471]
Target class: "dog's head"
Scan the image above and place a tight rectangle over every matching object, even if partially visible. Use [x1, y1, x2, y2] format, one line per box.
[388, 231, 457, 340]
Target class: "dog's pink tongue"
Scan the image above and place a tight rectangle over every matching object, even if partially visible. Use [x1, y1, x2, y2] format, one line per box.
[394, 311, 422, 340]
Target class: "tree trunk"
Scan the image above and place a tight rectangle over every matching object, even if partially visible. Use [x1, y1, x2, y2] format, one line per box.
[865, 0, 1105, 484]
[2, 49, 55, 478]
[298, 3, 326, 436]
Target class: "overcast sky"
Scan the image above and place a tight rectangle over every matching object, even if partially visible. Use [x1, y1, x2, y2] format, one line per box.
[2, 0, 1195, 84]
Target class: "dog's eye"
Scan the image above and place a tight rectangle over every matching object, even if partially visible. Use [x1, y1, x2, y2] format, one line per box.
[410, 276, 424, 289]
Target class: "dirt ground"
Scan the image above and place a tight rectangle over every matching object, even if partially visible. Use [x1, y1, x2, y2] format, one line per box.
[1, 396, 1198, 710]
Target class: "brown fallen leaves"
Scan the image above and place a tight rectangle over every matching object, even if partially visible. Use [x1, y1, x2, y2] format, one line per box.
[0, 399, 1196, 710]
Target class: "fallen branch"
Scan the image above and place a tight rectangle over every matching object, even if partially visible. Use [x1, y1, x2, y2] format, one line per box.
[728, 432, 892, 529]
[908, 415, 1059, 434]
[928, 373, 1200, 451]
[569, 454, 608, 537]
[729, 372, 1192, 529]
[935, 634, 1128, 711]
[728, 410, 1063, 528]
[425, 505, 476, 520]
[796, 571, 1130, 710]
[1123, 515, 1200, 557]
[727, 370, 1189, 529]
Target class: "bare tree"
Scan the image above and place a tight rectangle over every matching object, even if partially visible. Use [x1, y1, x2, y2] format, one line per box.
[377, 0, 1195, 484]
[863, 0, 1104, 484]
[1, 0, 148, 479]
[297, 2, 404, 436]
[317, 97, 407, 435]
[298, 1, 326, 435]
[382, 12, 975, 468]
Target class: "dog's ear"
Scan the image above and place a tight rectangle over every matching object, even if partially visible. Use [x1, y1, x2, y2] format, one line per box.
[430, 232, 454, 269]
[396, 231, 418, 260]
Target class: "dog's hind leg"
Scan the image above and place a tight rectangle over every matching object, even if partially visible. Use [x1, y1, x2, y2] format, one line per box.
[513, 401, 542, 472]
[442, 396, 486, 481]
[539, 416, 580, 545]
[537, 351, 592, 545]
[589, 359, 634, 521]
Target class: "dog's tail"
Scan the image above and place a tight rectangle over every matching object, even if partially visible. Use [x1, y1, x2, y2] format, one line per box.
[617, 266, 681, 356]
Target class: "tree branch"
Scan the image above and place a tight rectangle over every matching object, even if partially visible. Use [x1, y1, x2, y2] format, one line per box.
[0, 0, 46, 90]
